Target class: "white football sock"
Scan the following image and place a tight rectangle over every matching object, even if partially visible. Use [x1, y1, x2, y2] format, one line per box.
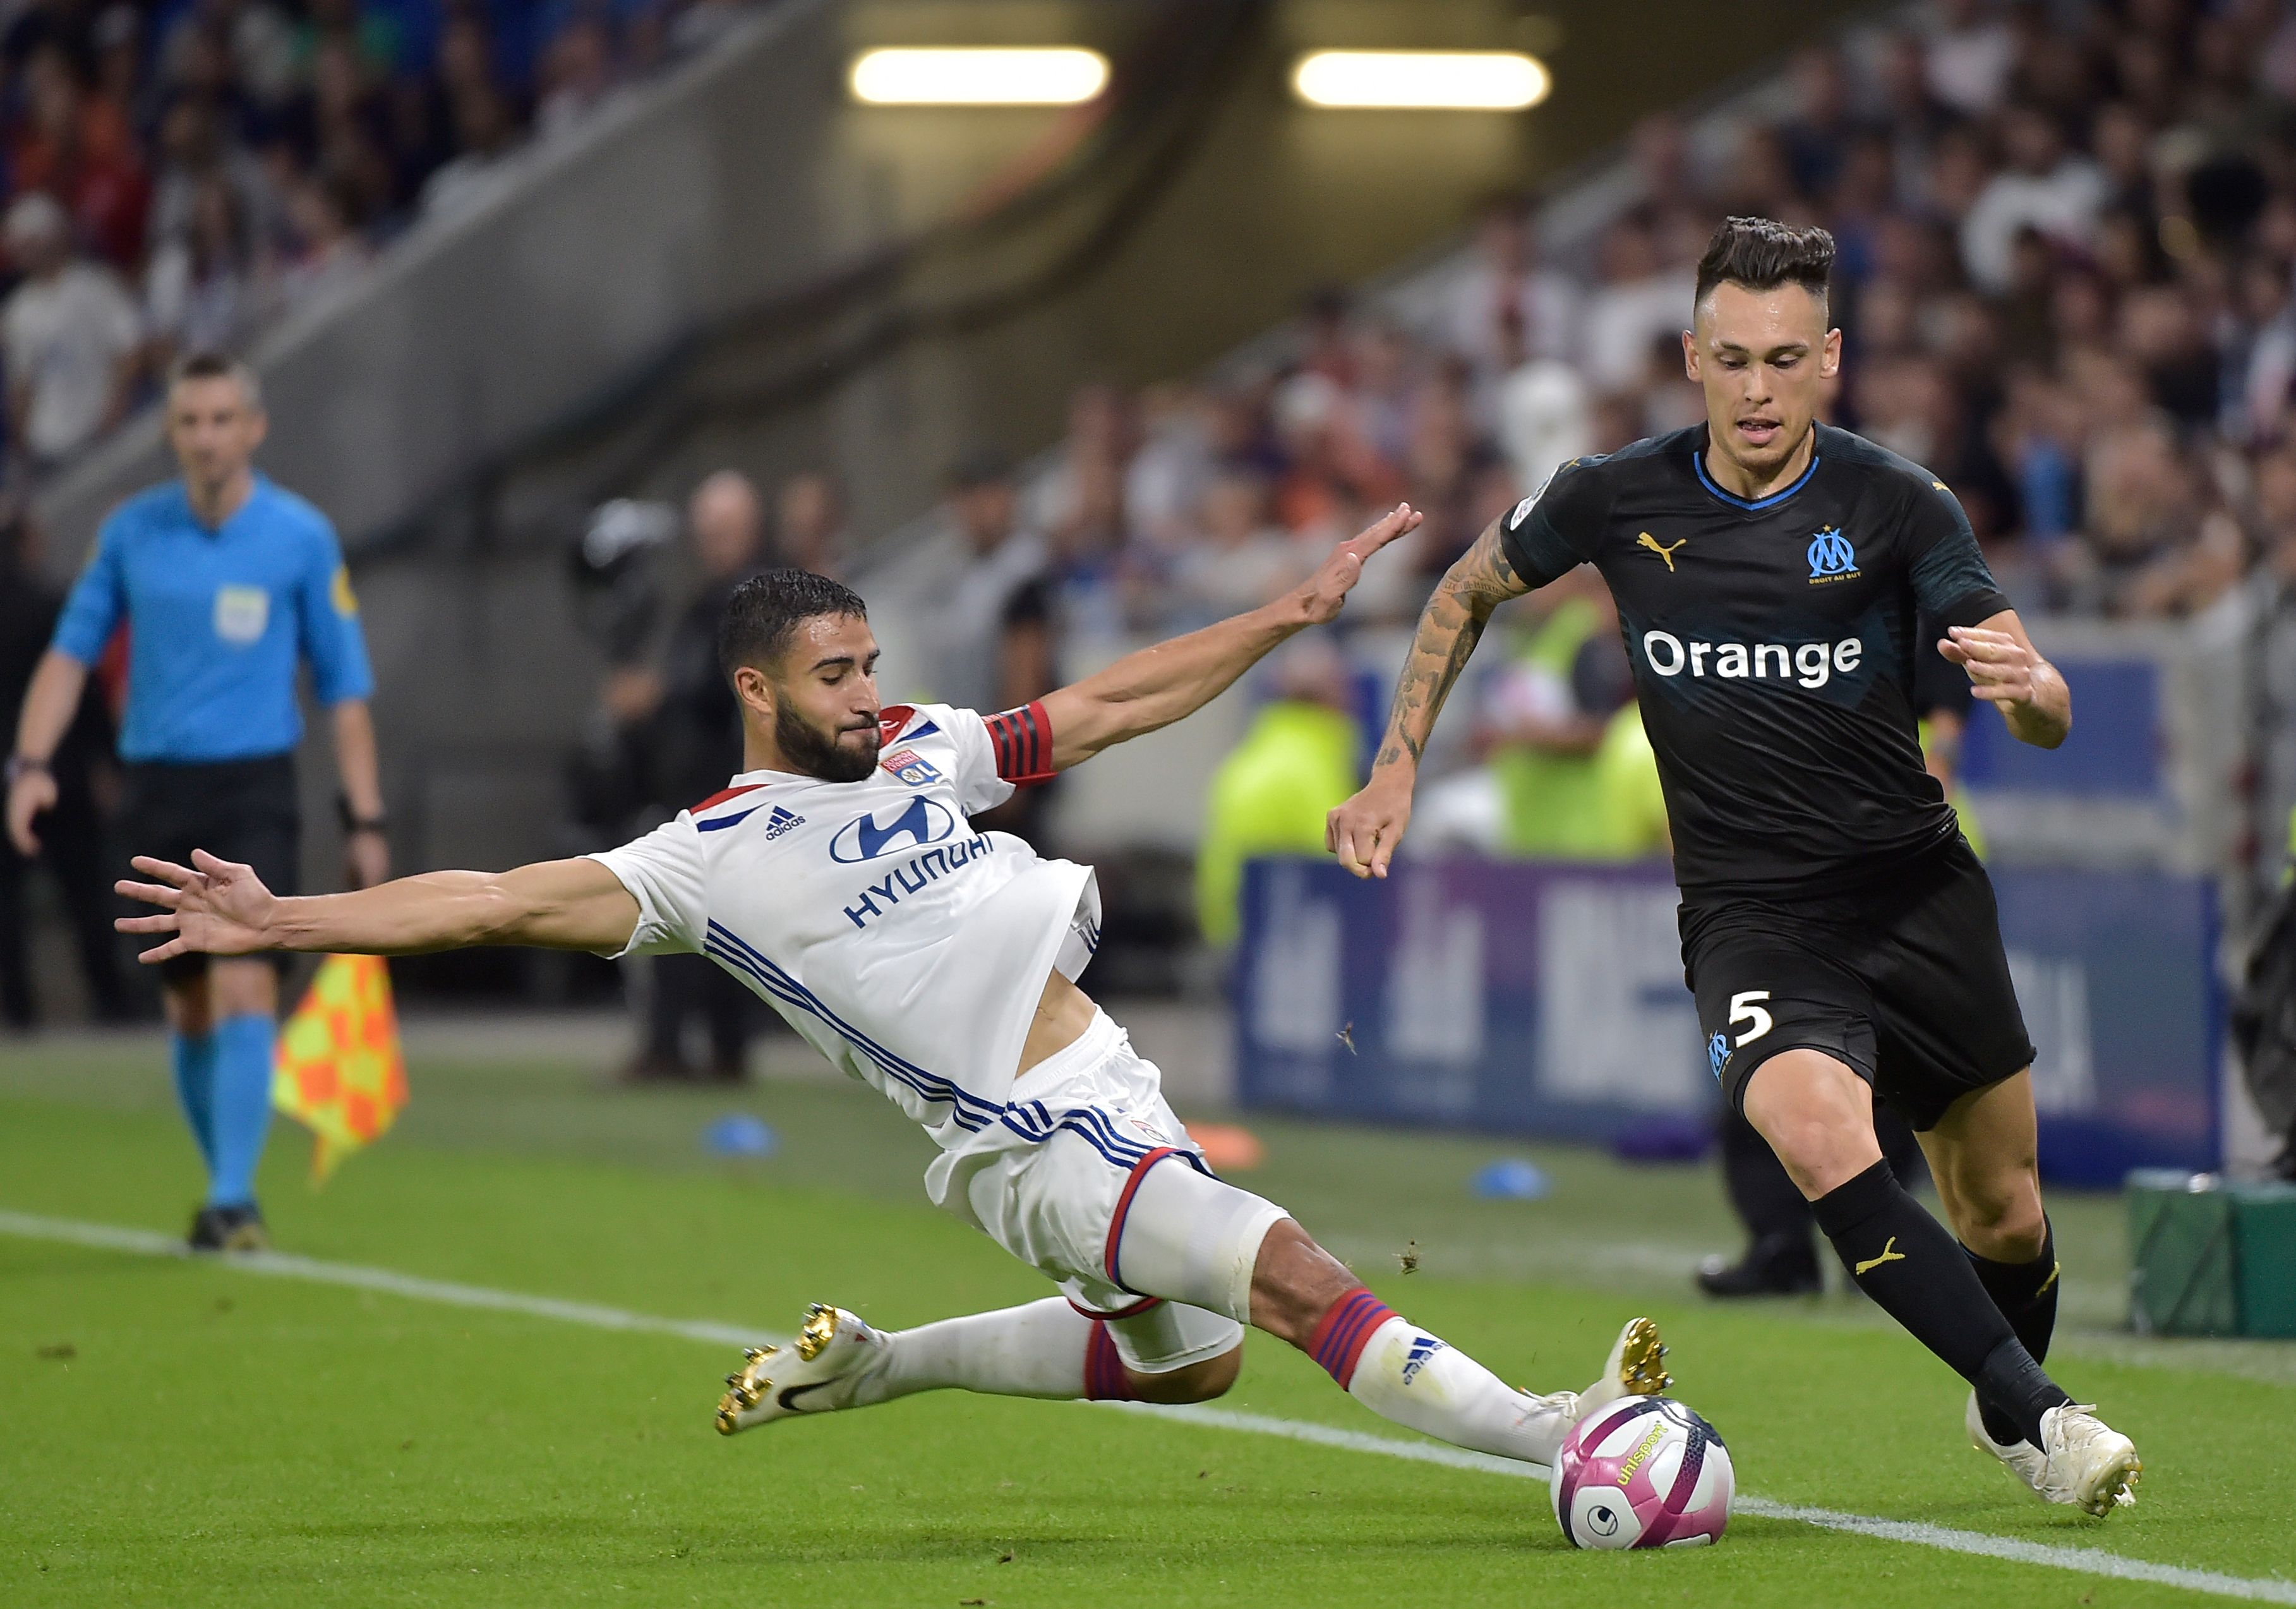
[852, 1299, 1095, 1405]
[1345, 1315, 1578, 1466]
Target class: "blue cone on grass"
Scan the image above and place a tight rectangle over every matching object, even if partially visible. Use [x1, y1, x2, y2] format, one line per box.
[704, 1114, 777, 1157]
[1470, 1158, 1549, 1200]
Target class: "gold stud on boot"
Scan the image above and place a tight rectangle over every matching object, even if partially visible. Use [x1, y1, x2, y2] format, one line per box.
[1617, 1317, 1673, 1396]
[796, 1303, 839, 1363]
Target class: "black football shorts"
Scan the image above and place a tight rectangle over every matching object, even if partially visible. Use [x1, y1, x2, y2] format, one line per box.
[119, 754, 301, 984]
[1680, 836, 2036, 1132]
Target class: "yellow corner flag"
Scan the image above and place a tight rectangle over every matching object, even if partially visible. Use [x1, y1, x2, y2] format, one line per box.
[271, 955, 409, 1184]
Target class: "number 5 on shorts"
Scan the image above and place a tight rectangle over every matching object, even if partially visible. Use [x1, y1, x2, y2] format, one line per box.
[1728, 990, 1773, 1047]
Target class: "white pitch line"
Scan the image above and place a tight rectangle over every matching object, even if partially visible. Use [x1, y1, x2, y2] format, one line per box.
[0, 1209, 774, 1351]
[1107, 1402, 2296, 1604]
[6, 1208, 2293, 1605]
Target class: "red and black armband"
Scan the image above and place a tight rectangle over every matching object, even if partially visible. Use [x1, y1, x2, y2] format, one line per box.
[984, 701, 1056, 786]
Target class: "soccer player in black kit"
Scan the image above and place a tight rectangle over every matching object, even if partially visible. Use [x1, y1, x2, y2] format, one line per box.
[1329, 217, 2141, 1517]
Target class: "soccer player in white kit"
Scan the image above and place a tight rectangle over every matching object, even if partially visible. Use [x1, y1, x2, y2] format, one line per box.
[114, 502, 1671, 1468]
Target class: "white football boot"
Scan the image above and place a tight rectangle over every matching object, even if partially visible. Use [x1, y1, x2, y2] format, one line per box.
[715, 1303, 887, 1435]
[1530, 1316, 1673, 1429]
[2035, 1402, 2142, 1516]
[1965, 1389, 2048, 1495]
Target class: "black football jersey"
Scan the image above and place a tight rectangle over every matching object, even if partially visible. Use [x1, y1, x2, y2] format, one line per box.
[1500, 422, 2009, 897]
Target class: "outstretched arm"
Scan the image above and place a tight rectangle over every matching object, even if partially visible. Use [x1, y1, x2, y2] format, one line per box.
[1938, 610, 2070, 749]
[116, 850, 642, 964]
[1326, 517, 1534, 877]
[1038, 503, 1421, 769]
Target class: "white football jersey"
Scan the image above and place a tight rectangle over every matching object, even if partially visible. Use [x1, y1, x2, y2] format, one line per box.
[588, 702, 1103, 1150]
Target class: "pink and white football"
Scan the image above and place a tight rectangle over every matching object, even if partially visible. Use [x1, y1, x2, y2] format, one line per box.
[1550, 1396, 1734, 1549]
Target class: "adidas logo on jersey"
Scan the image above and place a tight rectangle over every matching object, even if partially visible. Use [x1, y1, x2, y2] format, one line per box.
[1642, 629, 1864, 689]
[762, 806, 805, 840]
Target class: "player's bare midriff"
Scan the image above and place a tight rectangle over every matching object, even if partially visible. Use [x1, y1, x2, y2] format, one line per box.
[1018, 967, 1100, 1076]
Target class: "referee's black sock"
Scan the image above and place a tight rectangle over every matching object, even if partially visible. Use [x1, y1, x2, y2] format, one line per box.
[1811, 1161, 2071, 1446]
[1964, 1215, 2061, 1447]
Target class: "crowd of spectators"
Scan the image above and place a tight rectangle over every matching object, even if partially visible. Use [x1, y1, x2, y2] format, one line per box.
[877, 0, 2296, 730]
[0, 0, 755, 478]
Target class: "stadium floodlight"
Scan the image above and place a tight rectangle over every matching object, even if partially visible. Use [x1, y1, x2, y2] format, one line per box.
[849, 47, 1110, 106]
[1290, 50, 1551, 111]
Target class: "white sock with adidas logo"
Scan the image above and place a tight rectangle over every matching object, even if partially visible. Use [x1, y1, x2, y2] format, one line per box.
[1343, 1316, 1579, 1466]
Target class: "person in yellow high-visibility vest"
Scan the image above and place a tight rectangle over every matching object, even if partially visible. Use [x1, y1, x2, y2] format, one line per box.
[1195, 638, 1360, 948]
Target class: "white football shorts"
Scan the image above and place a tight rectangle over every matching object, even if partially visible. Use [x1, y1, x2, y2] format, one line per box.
[924, 1009, 1289, 1375]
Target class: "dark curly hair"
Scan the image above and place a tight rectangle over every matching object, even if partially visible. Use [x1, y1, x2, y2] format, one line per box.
[717, 569, 869, 680]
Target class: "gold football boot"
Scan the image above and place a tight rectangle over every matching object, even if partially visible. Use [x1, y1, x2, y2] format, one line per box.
[1516, 1315, 1674, 1436]
[715, 1303, 886, 1435]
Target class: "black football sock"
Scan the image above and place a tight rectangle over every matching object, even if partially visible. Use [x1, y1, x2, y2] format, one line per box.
[1964, 1215, 2061, 1446]
[1810, 1160, 2071, 1445]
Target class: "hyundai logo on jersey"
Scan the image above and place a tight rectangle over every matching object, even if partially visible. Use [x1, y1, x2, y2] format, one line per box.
[830, 797, 958, 863]
[881, 747, 943, 787]
[1806, 526, 1859, 582]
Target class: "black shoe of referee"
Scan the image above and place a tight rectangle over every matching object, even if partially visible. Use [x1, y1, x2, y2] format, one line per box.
[188, 1202, 270, 1253]
[1696, 1233, 1821, 1298]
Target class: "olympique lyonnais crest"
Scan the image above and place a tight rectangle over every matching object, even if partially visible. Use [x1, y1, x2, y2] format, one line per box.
[881, 748, 943, 786]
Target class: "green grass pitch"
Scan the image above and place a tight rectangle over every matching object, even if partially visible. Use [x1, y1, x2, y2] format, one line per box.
[2, 1029, 2292, 1606]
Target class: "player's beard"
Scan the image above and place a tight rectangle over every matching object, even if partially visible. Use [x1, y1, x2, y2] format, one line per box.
[776, 701, 879, 783]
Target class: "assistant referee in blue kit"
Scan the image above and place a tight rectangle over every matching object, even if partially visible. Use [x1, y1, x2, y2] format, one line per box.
[5, 353, 387, 1251]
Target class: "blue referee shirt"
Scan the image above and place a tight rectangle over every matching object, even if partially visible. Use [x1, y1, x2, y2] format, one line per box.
[50, 475, 376, 762]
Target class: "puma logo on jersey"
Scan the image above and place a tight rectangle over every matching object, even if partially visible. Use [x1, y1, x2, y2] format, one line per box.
[1637, 532, 1688, 571]
[1854, 1237, 1906, 1275]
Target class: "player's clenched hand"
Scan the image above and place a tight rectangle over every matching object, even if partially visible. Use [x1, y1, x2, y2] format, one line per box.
[1326, 774, 1412, 880]
[6, 767, 56, 856]
[1292, 503, 1422, 625]
[1938, 625, 2038, 709]
[114, 849, 282, 963]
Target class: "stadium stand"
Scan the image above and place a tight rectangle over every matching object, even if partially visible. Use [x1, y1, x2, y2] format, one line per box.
[0, 0, 764, 476]
[855, 0, 2296, 892]
[956, 1, 2296, 640]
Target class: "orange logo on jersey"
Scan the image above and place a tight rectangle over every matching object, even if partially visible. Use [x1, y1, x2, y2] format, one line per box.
[1637, 533, 1687, 572]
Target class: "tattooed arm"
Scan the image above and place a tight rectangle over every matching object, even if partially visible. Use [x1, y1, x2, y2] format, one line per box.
[1326, 517, 1534, 877]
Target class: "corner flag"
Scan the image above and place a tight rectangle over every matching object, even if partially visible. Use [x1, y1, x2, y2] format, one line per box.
[271, 954, 409, 1183]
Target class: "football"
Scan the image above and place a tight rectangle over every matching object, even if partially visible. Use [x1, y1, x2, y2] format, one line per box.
[1551, 1396, 1734, 1549]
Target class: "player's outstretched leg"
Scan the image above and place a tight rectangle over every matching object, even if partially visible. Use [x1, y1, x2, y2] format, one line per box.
[714, 1296, 1232, 1433]
[1747, 1051, 2138, 1515]
[1245, 1217, 1669, 1465]
[716, 1155, 1668, 1465]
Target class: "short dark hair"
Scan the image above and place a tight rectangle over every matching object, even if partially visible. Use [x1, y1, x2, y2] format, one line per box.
[717, 569, 868, 680]
[167, 350, 263, 408]
[1693, 216, 1836, 318]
